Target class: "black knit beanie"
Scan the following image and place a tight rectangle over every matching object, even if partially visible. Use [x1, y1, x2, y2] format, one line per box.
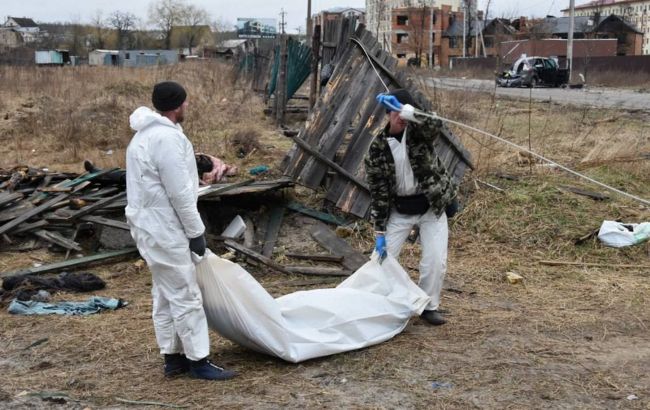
[388, 88, 420, 109]
[152, 81, 187, 112]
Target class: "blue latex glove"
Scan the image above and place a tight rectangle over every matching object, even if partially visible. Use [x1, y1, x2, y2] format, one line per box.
[375, 234, 387, 263]
[376, 93, 403, 112]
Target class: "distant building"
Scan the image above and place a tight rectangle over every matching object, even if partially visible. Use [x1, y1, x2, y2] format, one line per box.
[35, 49, 71, 66]
[322, 6, 366, 21]
[3, 16, 42, 43]
[563, 0, 650, 54]
[366, 0, 465, 51]
[531, 14, 643, 55]
[203, 39, 251, 59]
[89, 49, 179, 67]
[313, 7, 365, 31]
[391, 4, 490, 67]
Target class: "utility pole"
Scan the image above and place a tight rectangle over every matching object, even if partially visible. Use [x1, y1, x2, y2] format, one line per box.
[307, 0, 313, 47]
[279, 8, 287, 34]
[567, 0, 575, 83]
[462, 0, 467, 58]
[475, 1, 480, 57]
[429, 6, 434, 67]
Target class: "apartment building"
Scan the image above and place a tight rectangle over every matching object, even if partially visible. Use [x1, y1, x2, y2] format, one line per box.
[563, 0, 650, 54]
[366, 0, 465, 51]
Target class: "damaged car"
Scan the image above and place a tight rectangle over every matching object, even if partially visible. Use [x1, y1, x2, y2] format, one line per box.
[496, 55, 569, 88]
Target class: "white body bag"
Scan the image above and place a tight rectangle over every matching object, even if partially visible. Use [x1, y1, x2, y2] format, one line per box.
[195, 251, 429, 363]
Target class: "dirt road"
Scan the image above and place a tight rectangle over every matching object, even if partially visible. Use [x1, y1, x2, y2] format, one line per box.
[427, 77, 650, 111]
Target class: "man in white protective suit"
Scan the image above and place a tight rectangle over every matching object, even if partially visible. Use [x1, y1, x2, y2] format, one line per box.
[365, 89, 458, 326]
[125, 81, 236, 380]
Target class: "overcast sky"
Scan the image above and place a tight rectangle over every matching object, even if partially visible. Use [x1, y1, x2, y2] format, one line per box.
[3, 1, 567, 33]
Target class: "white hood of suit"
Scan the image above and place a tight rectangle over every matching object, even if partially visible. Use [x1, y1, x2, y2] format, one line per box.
[129, 106, 182, 133]
[125, 106, 204, 250]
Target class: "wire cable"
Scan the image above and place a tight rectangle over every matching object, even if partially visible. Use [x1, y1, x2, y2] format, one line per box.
[351, 36, 650, 207]
[350, 37, 390, 92]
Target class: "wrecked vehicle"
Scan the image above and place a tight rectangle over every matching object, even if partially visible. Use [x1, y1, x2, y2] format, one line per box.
[496, 55, 569, 88]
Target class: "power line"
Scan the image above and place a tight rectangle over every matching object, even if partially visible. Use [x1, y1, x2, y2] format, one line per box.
[352, 37, 650, 207]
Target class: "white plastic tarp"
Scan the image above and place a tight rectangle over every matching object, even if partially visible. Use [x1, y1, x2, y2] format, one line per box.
[598, 220, 650, 248]
[195, 251, 430, 363]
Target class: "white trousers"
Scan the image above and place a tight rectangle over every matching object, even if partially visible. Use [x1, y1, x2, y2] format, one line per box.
[139, 244, 210, 361]
[386, 209, 448, 311]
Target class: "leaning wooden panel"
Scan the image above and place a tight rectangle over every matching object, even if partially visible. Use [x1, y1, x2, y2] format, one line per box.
[283, 25, 475, 218]
[298, 32, 388, 188]
[282, 27, 368, 180]
[327, 46, 399, 216]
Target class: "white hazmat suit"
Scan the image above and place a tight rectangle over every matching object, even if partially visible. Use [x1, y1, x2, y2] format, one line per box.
[386, 129, 448, 312]
[125, 106, 210, 361]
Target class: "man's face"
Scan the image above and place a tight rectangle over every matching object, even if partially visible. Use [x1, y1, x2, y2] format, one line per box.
[388, 110, 407, 134]
[175, 100, 189, 123]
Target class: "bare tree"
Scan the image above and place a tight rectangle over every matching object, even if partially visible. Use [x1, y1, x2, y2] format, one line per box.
[180, 4, 210, 54]
[90, 10, 107, 49]
[411, 6, 428, 66]
[211, 17, 234, 44]
[149, 0, 185, 50]
[108, 11, 138, 49]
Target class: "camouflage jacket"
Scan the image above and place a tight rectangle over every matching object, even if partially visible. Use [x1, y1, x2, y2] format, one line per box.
[364, 118, 456, 231]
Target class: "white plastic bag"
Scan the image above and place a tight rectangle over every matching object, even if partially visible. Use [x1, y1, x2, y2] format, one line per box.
[195, 251, 429, 363]
[598, 220, 650, 248]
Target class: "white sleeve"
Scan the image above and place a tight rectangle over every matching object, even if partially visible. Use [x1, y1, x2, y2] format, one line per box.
[153, 133, 205, 239]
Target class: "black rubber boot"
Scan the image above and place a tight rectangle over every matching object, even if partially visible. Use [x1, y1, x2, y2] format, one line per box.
[421, 310, 447, 326]
[164, 354, 190, 377]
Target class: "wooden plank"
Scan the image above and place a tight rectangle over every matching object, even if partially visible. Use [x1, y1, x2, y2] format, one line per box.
[0, 248, 140, 279]
[286, 201, 347, 226]
[39, 186, 73, 193]
[276, 34, 288, 125]
[32, 229, 83, 252]
[0, 193, 69, 236]
[32, 168, 119, 203]
[308, 221, 367, 271]
[0, 201, 34, 223]
[198, 179, 255, 198]
[262, 206, 284, 257]
[291, 135, 369, 192]
[560, 186, 610, 201]
[64, 192, 126, 221]
[12, 220, 49, 235]
[220, 238, 292, 275]
[0, 192, 24, 207]
[285, 253, 344, 263]
[79, 187, 121, 201]
[285, 266, 351, 276]
[309, 24, 321, 109]
[199, 179, 293, 201]
[80, 215, 130, 231]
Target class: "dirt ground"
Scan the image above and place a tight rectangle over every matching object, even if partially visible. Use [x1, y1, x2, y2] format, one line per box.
[1, 64, 649, 409]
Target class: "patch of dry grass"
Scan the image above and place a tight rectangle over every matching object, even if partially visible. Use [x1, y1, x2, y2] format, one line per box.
[1, 63, 649, 408]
